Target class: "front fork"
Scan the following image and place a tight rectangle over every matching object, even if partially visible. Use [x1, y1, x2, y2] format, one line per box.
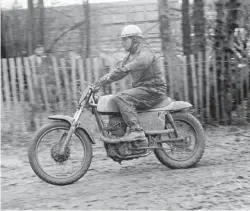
[59, 107, 83, 154]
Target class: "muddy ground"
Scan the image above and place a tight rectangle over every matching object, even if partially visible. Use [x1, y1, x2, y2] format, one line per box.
[1, 124, 250, 210]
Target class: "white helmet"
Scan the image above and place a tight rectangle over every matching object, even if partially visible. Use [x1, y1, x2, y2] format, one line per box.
[121, 25, 142, 38]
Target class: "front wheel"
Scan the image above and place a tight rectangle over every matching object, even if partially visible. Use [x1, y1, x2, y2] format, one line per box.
[28, 121, 93, 185]
[154, 112, 205, 169]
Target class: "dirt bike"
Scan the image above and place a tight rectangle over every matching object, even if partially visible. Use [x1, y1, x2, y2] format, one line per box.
[28, 85, 205, 186]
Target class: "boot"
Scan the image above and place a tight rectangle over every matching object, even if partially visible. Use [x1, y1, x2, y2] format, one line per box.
[120, 130, 148, 146]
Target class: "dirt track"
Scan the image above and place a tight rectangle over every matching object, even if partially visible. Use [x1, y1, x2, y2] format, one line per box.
[1, 125, 250, 210]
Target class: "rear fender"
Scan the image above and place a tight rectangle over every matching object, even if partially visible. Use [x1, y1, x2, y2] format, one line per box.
[48, 115, 96, 144]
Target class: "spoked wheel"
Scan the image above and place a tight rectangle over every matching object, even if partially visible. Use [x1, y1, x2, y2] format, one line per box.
[154, 112, 205, 169]
[28, 121, 92, 185]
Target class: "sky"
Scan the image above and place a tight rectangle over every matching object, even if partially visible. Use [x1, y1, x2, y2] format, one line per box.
[1, 0, 131, 9]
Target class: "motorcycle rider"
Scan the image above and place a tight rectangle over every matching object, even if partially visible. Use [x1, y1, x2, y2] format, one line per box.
[93, 25, 167, 147]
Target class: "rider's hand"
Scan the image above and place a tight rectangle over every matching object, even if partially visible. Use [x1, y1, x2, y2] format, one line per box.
[92, 75, 111, 93]
[92, 81, 101, 93]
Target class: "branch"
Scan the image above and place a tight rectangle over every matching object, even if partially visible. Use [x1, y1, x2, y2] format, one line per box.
[47, 20, 85, 52]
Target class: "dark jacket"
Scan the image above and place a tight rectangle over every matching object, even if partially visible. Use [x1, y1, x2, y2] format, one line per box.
[107, 43, 166, 90]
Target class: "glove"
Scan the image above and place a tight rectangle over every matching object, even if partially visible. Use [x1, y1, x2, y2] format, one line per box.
[92, 75, 111, 92]
[92, 81, 101, 93]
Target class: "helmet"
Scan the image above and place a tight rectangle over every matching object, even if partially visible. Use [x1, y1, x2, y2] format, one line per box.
[121, 25, 142, 38]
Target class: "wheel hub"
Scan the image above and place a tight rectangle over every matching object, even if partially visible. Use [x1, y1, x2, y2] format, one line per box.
[51, 143, 70, 163]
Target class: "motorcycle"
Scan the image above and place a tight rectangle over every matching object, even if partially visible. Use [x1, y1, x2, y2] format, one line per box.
[28, 85, 205, 186]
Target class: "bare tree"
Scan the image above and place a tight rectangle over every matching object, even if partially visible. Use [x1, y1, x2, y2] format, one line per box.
[181, 0, 193, 102]
[83, 0, 90, 58]
[158, 0, 171, 94]
[27, 0, 35, 55]
[38, 0, 45, 46]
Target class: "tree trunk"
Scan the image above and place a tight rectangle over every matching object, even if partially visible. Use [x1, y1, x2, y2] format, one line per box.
[193, 0, 206, 118]
[27, 0, 35, 55]
[214, 0, 241, 124]
[83, 0, 90, 58]
[181, 0, 193, 103]
[38, 0, 45, 46]
[158, 0, 171, 94]
[193, 0, 206, 54]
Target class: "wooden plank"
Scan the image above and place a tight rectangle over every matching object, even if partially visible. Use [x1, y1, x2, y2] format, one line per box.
[9, 58, 18, 105]
[183, 55, 189, 102]
[41, 76, 50, 111]
[240, 65, 244, 117]
[52, 56, 64, 110]
[226, 52, 233, 124]
[71, 57, 78, 107]
[220, 54, 225, 124]
[77, 58, 86, 96]
[167, 56, 174, 99]
[24, 57, 38, 130]
[29, 56, 41, 128]
[16, 57, 26, 131]
[29, 56, 38, 90]
[197, 52, 203, 120]
[1, 86, 6, 121]
[23, 57, 35, 105]
[2, 59, 12, 110]
[159, 56, 167, 94]
[212, 52, 219, 121]
[246, 62, 250, 121]
[60, 58, 71, 109]
[205, 51, 210, 121]
[93, 57, 100, 82]
[86, 58, 92, 85]
[190, 55, 198, 114]
[110, 62, 116, 94]
[16, 58, 25, 103]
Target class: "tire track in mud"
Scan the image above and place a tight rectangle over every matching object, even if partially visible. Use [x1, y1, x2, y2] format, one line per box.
[1, 129, 250, 210]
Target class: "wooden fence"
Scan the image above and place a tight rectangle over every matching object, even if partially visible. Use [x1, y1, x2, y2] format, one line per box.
[1, 52, 250, 132]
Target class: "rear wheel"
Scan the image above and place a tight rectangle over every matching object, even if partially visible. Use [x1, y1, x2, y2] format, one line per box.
[154, 112, 205, 168]
[28, 121, 92, 185]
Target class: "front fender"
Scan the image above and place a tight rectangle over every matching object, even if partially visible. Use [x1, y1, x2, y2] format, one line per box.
[48, 115, 96, 144]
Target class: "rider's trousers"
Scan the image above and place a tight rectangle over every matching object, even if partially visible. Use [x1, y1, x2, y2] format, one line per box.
[112, 86, 166, 131]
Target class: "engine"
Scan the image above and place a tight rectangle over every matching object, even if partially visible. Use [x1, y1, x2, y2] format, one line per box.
[106, 114, 127, 137]
[104, 114, 132, 161]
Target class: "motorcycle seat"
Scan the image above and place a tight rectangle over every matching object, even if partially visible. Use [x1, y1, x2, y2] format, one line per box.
[138, 97, 172, 112]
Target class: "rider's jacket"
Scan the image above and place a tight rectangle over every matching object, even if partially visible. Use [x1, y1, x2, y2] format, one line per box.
[107, 43, 167, 91]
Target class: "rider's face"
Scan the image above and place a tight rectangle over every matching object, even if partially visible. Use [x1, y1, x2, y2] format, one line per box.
[122, 37, 132, 51]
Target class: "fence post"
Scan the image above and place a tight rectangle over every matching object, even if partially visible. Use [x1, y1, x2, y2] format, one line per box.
[159, 56, 166, 94]
[86, 58, 92, 85]
[29, 56, 42, 128]
[93, 57, 100, 83]
[16, 57, 26, 131]
[60, 58, 71, 111]
[205, 51, 210, 121]
[9, 58, 18, 106]
[23, 57, 36, 130]
[220, 53, 225, 124]
[212, 52, 220, 121]
[2, 58, 12, 131]
[71, 57, 78, 107]
[198, 52, 203, 121]
[52, 56, 64, 111]
[23, 57, 35, 106]
[2, 59, 12, 110]
[110, 62, 116, 94]
[247, 62, 250, 122]
[190, 55, 198, 115]
[78, 58, 85, 86]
